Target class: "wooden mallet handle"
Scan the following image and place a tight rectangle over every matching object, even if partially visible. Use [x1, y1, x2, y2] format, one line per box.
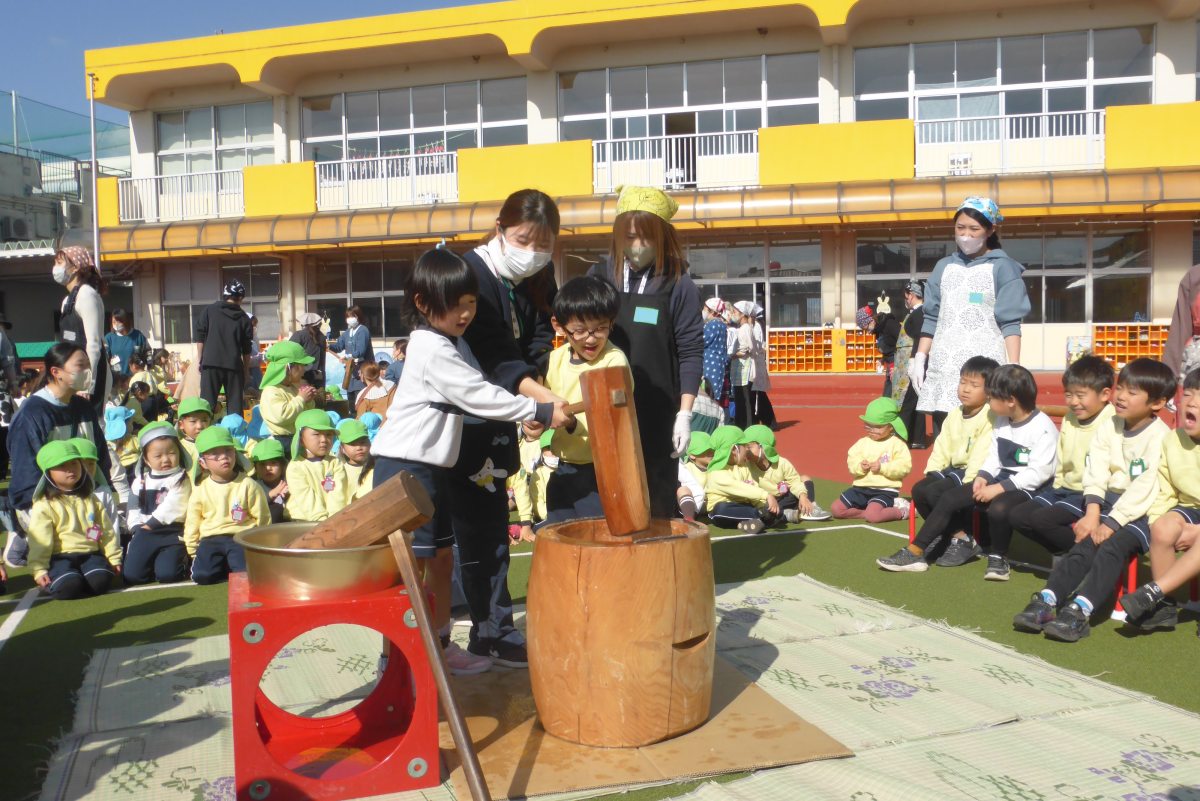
[285, 470, 434, 549]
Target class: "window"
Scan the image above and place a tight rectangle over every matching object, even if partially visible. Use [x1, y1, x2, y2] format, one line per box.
[688, 237, 822, 327]
[156, 102, 274, 175]
[559, 54, 819, 142]
[160, 261, 281, 344]
[854, 27, 1154, 128]
[305, 250, 413, 341]
[302, 78, 527, 165]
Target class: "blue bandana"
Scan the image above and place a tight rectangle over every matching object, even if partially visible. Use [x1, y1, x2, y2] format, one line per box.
[957, 196, 1003, 225]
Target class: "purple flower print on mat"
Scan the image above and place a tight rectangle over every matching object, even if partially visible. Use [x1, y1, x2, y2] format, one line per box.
[202, 776, 236, 801]
[859, 679, 919, 699]
[879, 656, 916, 670]
[1121, 751, 1174, 773]
[1119, 793, 1171, 801]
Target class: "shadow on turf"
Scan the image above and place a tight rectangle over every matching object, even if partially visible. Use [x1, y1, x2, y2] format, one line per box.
[711, 530, 806, 584]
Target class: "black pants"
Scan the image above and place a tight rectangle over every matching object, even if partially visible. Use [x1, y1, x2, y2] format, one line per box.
[124, 528, 188, 585]
[1045, 528, 1142, 610]
[710, 492, 797, 528]
[200, 366, 246, 419]
[911, 474, 961, 521]
[898, 386, 927, 447]
[752, 390, 777, 429]
[974, 490, 1037, 557]
[1008, 501, 1079, 556]
[544, 462, 603, 524]
[47, 552, 114, 600]
[0, 424, 8, 481]
[732, 384, 753, 428]
[913, 483, 1024, 552]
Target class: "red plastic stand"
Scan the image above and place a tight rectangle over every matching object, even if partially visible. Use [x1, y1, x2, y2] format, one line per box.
[228, 573, 439, 801]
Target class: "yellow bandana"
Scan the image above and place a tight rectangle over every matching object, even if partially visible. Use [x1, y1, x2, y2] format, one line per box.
[615, 185, 679, 222]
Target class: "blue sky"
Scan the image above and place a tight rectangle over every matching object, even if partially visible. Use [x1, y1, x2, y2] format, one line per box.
[4, 0, 491, 124]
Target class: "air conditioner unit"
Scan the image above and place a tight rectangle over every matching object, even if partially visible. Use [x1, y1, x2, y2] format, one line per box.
[61, 200, 86, 228]
[0, 216, 31, 241]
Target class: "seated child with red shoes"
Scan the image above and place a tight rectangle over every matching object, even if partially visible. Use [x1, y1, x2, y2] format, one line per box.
[832, 398, 913, 524]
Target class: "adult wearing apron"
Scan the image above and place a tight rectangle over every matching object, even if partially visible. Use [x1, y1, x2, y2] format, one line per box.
[911, 197, 1030, 437]
[456, 188, 563, 669]
[54, 246, 111, 421]
[590, 186, 704, 519]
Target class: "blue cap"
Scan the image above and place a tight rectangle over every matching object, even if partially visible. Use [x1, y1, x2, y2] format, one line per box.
[104, 405, 135, 441]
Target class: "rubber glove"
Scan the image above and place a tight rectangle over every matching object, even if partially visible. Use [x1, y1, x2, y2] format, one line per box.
[910, 352, 928, 394]
[671, 410, 693, 458]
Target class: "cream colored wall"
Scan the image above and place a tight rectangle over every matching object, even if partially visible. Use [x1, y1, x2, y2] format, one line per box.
[132, 263, 163, 347]
[1151, 221, 1194, 323]
[128, 111, 158, 180]
[1155, 18, 1199, 104]
[526, 71, 559, 145]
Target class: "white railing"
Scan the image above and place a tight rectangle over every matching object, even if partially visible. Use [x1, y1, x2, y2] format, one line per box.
[315, 152, 458, 210]
[915, 110, 1106, 177]
[117, 170, 243, 223]
[593, 132, 759, 193]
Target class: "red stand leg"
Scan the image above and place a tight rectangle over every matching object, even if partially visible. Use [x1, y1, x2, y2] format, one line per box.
[228, 574, 440, 801]
[907, 498, 916, 543]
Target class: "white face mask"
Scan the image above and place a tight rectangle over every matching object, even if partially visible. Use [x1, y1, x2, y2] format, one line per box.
[542, 454, 561, 470]
[113, 324, 126, 334]
[346, 317, 359, 329]
[496, 234, 552, 283]
[625, 244, 655, 269]
[52, 263, 71, 285]
[67, 368, 92, 392]
[956, 233, 988, 256]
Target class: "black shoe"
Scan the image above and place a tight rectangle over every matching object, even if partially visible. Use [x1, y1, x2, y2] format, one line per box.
[910, 443, 929, 450]
[983, 555, 1011, 582]
[1125, 598, 1179, 632]
[1043, 603, 1091, 643]
[1013, 595, 1056, 633]
[1117, 585, 1162, 622]
[935, 537, 980, 567]
[469, 638, 529, 669]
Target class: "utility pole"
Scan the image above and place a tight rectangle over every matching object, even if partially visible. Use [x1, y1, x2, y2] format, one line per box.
[87, 73, 100, 259]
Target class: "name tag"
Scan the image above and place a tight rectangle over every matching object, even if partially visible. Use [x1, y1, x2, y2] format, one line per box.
[322, 474, 336, 492]
[633, 306, 659, 325]
[1130, 458, 1146, 478]
[968, 292, 984, 305]
[1015, 447, 1030, 465]
[86, 525, 102, 542]
[62, 330, 77, 341]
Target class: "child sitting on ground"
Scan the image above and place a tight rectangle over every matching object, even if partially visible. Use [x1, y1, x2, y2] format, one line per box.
[542, 275, 631, 523]
[1006, 355, 1116, 562]
[68, 436, 122, 547]
[337, 418, 374, 500]
[285, 408, 351, 522]
[706, 426, 784, 534]
[743, 423, 830, 522]
[910, 356, 999, 567]
[27, 440, 122, 600]
[124, 422, 192, 584]
[250, 438, 289, 523]
[185, 426, 271, 584]
[509, 427, 551, 541]
[176, 397, 213, 467]
[878, 365, 1058, 578]
[259, 340, 317, 455]
[677, 431, 713, 522]
[1013, 358, 1174, 641]
[833, 397, 913, 523]
[104, 405, 139, 515]
[1118, 367, 1200, 631]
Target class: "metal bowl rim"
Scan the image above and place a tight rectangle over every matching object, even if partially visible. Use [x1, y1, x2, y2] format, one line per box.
[233, 526, 394, 555]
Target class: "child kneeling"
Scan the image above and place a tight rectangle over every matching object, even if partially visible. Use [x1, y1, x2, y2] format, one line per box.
[125, 422, 192, 584]
[27, 441, 122, 600]
[833, 398, 913, 523]
[706, 426, 783, 534]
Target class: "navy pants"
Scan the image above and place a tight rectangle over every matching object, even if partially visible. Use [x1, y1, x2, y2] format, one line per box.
[710, 492, 798, 528]
[47, 552, 115, 600]
[1045, 525, 1147, 610]
[124, 527, 188, 585]
[544, 462, 604, 525]
[191, 535, 246, 585]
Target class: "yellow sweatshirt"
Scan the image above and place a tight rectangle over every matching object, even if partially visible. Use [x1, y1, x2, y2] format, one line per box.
[706, 464, 771, 508]
[184, 472, 271, 556]
[751, 457, 804, 496]
[113, 435, 140, 468]
[343, 460, 375, 500]
[260, 384, 314, 436]
[510, 435, 550, 524]
[1081, 415, 1170, 529]
[1149, 430, 1200, 522]
[179, 437, 199, 469]
[847, 435, 912, 490]
[285, 456, 352, 522]
[1055, 404, 1115, 491]
[131, 367, 172, 399]
[544, 342, 631, 464]
[27, 492, 123, 581]
[926, 406, 994, 482]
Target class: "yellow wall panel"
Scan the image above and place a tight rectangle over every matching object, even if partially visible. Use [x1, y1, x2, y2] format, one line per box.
[243, 162, 316, 218]
[759, 120, 915, 186]
[96, 176, 121, 229]
[1106, 102, 1200, 171]
[456, 140, 593, 203]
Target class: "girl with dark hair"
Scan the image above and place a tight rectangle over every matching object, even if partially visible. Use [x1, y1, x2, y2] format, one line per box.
[911, 197, 1030, 436]
[453, 188, 565, 668]
[589, 185, 704, 519]
[104, 308, 151, 377]
[373, 246, 569, 675]
[3, 342, 111, 568]
[54, 246, 111, 417]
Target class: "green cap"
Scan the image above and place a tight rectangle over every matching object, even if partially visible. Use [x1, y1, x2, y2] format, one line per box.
[860, 397, 907, 441]
[686, 431, 714, 458]
[708, 425, 745, 471]
[67, 436, 99, 462]
[325, 385, 344, 400]
[135, 422, 192, 477]
[250, 438, 286, 463]
[177, 397, 213, 419]
[260, 341, 316, 389]
[538, 429, 555, 449]
[741, 424, 779, 464]
[195, 426, 241, 455]
[337, 419, 369, 445]
[37, 440, 81, 472]
[293, 408, 338, 459]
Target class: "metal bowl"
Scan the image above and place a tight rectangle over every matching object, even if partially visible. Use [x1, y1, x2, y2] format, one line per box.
[234, 523, 400, 601]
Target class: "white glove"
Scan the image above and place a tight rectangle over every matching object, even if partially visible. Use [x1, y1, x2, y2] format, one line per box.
[910, 353, 928, 394]
[671, 410, 693, 458]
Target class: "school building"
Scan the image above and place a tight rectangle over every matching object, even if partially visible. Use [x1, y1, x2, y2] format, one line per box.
[85, 0, 1200, 372]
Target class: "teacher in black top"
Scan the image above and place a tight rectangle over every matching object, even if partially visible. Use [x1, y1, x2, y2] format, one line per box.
[590, 185, 704, 519]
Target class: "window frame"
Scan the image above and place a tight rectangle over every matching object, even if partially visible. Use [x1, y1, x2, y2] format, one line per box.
[303, 249, 414, 341]
[155, 101, 275, 176]
[160, 260, 282, 345]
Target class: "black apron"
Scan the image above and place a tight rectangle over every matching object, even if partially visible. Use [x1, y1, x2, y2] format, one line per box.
[60, 286, 109, 418]
[610, 276, 680, 520]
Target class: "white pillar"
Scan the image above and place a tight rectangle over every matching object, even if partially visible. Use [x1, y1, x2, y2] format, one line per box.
[1154, 18, 1198, 104]
[526, 70, 559, 144]
[128, 111, 158, 179]
[1151, 221, 1194, 322]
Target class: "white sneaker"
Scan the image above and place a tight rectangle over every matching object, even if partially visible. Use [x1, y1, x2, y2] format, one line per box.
[443, 641, 492, 676]
[892, 497, 911, 519]
[800, 503, 833, 522]
[783, 509, 801, 524]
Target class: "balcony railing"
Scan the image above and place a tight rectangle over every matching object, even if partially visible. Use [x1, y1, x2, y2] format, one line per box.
[117, 170, 244, 223]
[915, 110, 1106, 177]
[315, 152, 458, 211]
[593, 132, 759, 193]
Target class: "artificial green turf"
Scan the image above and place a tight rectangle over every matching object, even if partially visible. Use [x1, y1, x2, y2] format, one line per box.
[2, 476, 1197, 801]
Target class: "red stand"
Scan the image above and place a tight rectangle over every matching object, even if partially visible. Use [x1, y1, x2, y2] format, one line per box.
[228, 574, 439, 801]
